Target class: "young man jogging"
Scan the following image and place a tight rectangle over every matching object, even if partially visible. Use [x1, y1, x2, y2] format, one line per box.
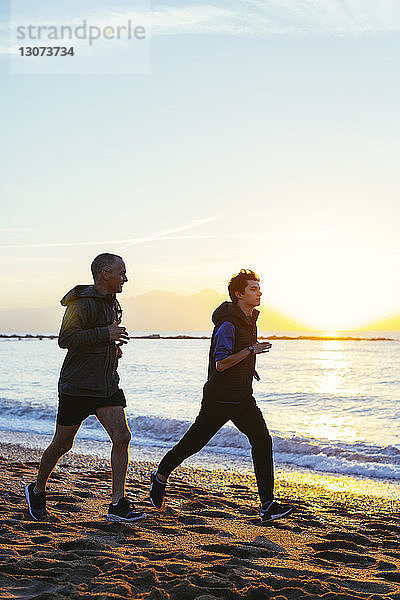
[25, 253, 145, 522]
[150, 269, 293, 524]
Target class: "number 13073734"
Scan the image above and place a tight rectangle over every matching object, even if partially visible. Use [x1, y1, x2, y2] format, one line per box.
[19, 47, 74, 56]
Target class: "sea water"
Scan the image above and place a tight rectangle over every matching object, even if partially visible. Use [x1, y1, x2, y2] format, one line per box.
[0, 332, 399, 489]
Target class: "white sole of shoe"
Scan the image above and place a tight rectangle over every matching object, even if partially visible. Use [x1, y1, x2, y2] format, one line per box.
[24, 484, 39, 521]
[150, 477, 166, 509]
[149, 494, 166, 509]
[261, 507, 294, 523]
[106, 513, 146, 522]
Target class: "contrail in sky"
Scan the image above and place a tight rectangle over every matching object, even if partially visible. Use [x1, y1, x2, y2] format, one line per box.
[114, 217, 218, 252]
[0, 227, 31, 233]
[0, 217, 219, 250]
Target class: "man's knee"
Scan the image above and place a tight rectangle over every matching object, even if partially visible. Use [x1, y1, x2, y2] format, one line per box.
[249, 428, 272, 451]
[165, 437, 204, 462]
[111, 428, 131, 447]
[52, 436, 74, 455]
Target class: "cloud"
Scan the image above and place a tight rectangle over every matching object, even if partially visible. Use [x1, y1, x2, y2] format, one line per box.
[358, 141, 400, 162]
[154, 1, 400, 35]
[89, 1, 400, 36]
[2, 0, 400, 60]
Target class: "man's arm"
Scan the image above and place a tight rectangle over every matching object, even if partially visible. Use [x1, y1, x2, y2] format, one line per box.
[58, 300, 109, 349]
[216, 343, 271, 372]
[213, 321, 271, 373]
[216, 346, 253, 372]
[58, 300, 128, 350]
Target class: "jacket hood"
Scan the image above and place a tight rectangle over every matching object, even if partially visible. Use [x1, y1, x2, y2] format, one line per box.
[211, 301, 259, 327]
[60, 285, 111, 307]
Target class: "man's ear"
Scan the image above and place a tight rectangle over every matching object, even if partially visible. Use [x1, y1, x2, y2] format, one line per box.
[235, 290, 242, 300]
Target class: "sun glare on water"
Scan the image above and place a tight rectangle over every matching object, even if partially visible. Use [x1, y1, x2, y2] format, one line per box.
[305, 339, 359, 443]
[314, 339, 347, 394]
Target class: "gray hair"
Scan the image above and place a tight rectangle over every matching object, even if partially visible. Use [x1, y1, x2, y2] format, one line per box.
[91, 253, 122, 281]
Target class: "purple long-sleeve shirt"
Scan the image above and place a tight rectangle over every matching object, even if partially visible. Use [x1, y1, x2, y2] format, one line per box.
[213, 321, 236, 362]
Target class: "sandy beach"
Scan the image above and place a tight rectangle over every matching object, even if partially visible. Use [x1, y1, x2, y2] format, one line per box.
[0, 442, 399, 600]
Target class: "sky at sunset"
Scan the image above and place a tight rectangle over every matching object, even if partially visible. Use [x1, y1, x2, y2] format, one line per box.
[1, 1, 399, 332]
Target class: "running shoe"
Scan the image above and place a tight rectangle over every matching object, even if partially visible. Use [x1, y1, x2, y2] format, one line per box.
[106, 497, 146, 522]
[260, 500, 294, 524]
[149, 471, 166, 509]
[25, 483, 47, 521]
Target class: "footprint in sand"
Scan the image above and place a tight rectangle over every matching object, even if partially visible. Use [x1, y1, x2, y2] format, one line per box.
[80, 471, 111, 481]
[322, 530, 377, 547]
[201, 543, 278, 559]
[310, 540, 367, 553]
[186, 525, 224, 535]
[54, 502, 82, 513]
[221, 505, 255, 516]
[75, 521, 141, 536]
[25, 522, 60, 532]
[47, 493, 82, 502]
[367, 523, 400, 534]
[383, 549, 400, 560]
[178, 515, 207, 525]
[313, 550, 376, 567]
[196, 509, 237, 519]
[142, 549, 186, 560]
[132, 539, 154, 548]
[375, 560, 398, 571]
[358, 523, 400, 542]
[226, 484, 250, 490]
[165, 562, 194, 575]
[151, 525, 181, 535]
[30, 535, 52, 544]
[292, 516, 327, 528]
[324, 576, 394, 596]
[58, 538, 111, 552]
[2, 490, 23, 504]
[180, 500, 208, 510]
[201, 499, 230, 508]
[72, 490, 95, 498]
[190, 572, 232, 588]
[376, 571, 400, 584]
[168, 578, 225, 599]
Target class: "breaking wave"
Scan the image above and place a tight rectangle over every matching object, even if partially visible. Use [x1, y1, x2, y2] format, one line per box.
[1, 398, 399, 481]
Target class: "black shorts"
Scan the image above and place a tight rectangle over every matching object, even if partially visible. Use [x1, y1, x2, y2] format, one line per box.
[57, 389, 126, 426]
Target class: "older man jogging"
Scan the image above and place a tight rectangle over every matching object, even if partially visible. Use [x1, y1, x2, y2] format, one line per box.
[25, 253, 145, 522]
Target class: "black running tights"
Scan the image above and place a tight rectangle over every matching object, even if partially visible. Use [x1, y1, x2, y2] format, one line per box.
[158, 398, 274, 504]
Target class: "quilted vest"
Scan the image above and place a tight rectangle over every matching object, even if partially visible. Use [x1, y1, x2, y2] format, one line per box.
[203, 301, 259, 404]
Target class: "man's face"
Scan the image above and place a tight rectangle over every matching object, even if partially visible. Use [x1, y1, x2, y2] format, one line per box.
[236, 280, 262, 307]
[105, 259, 128, 294]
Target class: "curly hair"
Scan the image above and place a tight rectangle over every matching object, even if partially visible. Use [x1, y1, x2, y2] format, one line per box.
[228, 269, 260, 303]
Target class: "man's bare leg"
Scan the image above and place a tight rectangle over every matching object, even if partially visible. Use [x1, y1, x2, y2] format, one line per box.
[95, 406, 131, 503]
[34, 424, 81, 493]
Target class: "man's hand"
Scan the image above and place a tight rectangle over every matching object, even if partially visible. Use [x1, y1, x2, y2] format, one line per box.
[108, 323, 129, 345]
[253, 341, 272, 354]
[216, 341, 272, 372]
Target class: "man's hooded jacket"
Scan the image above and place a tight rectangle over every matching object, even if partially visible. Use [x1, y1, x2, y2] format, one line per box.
[203, 301, 259, 404]
[58, 285, 121, 397]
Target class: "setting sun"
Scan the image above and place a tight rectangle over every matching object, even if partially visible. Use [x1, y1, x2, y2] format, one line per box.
[259, 228, 398, 331]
